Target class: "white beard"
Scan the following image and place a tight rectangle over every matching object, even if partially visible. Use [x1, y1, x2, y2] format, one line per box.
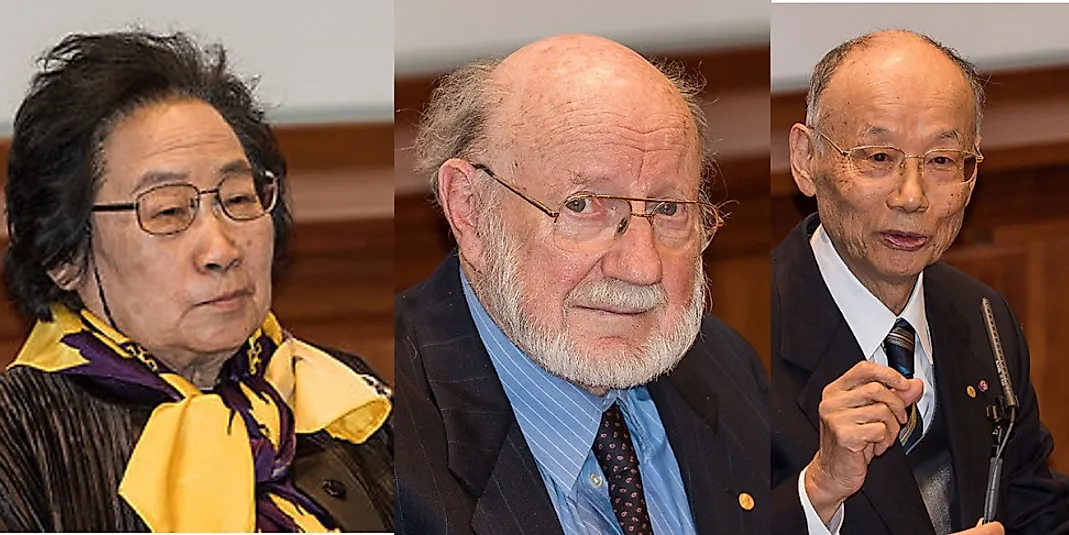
[470, 206, 707, 391]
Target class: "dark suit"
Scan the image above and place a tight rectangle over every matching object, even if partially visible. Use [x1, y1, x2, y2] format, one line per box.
[771, 214, 1069, 534]
[396, 252, 770, 535]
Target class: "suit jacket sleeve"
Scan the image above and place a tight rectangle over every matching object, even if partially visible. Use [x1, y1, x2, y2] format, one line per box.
[772, 438, 808, 534]
[997, 294, 1069, 534]
[771, 270, 810, 535]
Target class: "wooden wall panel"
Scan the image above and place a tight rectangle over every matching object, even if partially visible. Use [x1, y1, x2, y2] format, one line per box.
[273, 218, 393, 383]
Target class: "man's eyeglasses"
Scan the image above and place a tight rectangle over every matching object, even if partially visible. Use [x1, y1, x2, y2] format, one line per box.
[810, 128, 983, 184]
[472, 164, 722, 253]
[91, 170, 279, 235]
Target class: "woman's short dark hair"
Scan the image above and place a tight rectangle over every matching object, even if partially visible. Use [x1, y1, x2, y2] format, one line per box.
[4, 30, 292, 321]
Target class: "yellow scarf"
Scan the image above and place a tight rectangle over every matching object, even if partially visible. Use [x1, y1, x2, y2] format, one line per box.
[10, 305, 391, 532]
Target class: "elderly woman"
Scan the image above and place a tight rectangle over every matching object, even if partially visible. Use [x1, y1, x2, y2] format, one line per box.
[0, 31, 393, 531]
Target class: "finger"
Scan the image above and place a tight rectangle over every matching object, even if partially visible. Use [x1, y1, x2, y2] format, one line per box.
[835, 405, 901, 452]
[820, 381, 909, 425]
[828, 419, 895, 453]
[959, 520, 1004, 534]
[830, 361, 910, 392]
[896, 378, 925, 406]
[983, 521, 1004, 535]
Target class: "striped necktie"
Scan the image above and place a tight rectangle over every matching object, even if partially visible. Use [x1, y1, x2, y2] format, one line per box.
[884, 318, 924, 453]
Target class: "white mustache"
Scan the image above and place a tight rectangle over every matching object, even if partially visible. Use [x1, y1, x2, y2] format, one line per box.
[566, 279, 667, 311]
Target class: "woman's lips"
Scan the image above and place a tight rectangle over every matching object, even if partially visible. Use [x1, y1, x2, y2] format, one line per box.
[879, 231, 929, 251]
[199, 289, 251, 310]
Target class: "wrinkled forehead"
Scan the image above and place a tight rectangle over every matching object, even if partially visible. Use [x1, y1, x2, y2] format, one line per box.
[504, 100, 702, 196]
[494, 79, 700, 189]
[819, 45, 978, 145]
[98, 99, 248, 195]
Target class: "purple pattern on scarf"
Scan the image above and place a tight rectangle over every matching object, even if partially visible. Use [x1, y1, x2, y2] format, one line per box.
[59, 332, 180, 401]
[56, 322, 336, 532]
[217, 339, 336, 532]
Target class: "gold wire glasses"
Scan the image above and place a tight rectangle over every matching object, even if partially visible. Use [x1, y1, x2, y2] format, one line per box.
[91, 170, 279, 235]
[810, 129, 983, 184]
[473, 164, 723, 253]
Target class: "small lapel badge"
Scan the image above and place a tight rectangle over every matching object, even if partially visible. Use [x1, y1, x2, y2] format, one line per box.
[979, 379, 989, 392]
[966, 385, 977, 398]
[738, 492, 755, 511]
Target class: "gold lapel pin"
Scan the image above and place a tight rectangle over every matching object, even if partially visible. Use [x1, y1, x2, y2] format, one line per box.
[966, 385, 977, 398]
[738, 492, 754, 511]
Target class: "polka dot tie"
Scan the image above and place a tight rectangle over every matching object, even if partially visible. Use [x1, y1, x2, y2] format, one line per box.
[593, 403, 654, 535]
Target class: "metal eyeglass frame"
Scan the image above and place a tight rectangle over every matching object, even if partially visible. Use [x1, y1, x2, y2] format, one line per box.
[90, 170, 279, 236]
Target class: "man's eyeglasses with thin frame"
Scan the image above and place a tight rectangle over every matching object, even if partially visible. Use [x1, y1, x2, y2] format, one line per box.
[91, 170, 279, 236]
[472, 163, 723, 253]
[809, 128, 984, 184]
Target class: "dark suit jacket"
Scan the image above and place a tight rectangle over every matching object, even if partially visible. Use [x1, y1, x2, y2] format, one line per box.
[771, 213, 1069, 534]
[396, 252, 770, 535]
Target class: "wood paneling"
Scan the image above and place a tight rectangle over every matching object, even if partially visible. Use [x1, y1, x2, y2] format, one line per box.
[394, 45, 771, 122]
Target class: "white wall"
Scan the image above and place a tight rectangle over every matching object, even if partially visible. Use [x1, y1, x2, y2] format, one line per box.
[395, 0, 769, 76]
[0, 0, 394, 133]
[772, 3, 1069, 92]
[0, 0, 772, 132]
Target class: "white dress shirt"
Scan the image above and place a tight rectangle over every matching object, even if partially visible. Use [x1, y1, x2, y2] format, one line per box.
[800, 224, 937, 535]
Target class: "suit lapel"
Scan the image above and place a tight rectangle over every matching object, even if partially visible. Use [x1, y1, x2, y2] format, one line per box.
[779, 215, 934, 535]
[415, 255, 562, 535]
[471, 423, 567, 535]
[923, 271, 995, 529]
[794, 308, 935, 535]
[652, 353, 723, 534]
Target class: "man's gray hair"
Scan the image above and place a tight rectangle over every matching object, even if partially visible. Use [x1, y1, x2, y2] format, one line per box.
[805, 30, 986, 144]
[413, 55, 716, 205]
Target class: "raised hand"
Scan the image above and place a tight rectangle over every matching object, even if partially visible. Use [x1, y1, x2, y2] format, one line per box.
[804, 361, 924, 523]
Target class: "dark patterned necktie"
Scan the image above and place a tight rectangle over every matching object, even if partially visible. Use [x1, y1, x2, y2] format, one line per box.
[594, 403, 654, 535]
[885, 318, 923, 453]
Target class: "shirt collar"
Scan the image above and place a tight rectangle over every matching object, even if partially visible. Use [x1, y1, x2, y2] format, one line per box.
[810, 224, 933, 363]
[458, 269, 657, 491]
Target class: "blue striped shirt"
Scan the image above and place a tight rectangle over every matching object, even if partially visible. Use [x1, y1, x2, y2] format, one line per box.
[461, 272, 697, 535]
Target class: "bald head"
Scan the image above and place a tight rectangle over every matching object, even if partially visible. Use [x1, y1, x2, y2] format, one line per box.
[485, 35, 700, 182]
[806, 30, 984, 139]
[497, 34, 670, 83]
[414, 34, 712, 204]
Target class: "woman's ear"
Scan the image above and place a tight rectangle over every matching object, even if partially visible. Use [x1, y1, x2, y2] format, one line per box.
[47, 261, 84, 291]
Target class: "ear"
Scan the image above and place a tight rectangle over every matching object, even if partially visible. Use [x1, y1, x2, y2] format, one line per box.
[437, 158, 489, 273]
[963, 133, 984, 202]
[789, 123, 818, 198]
[47, 259, 85, 291]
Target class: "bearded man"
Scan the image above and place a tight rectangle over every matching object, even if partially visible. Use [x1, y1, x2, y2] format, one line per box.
[395, 34, 770, 535]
